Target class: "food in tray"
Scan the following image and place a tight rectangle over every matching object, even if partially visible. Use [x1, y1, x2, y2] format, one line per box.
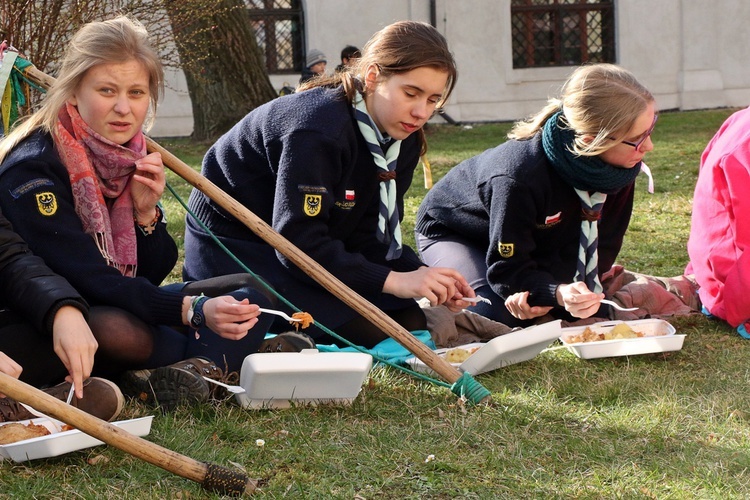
[565, 323, 660, 344]
[444, 346, 480, 363]
[291, 311, 314, 329]
[0, 422, 51, 445]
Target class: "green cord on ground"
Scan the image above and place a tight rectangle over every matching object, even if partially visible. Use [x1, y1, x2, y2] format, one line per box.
[166, 183, 493, 403]
[451, 372, 492, 404]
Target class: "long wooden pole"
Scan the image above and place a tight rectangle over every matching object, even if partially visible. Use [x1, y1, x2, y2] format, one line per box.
[0, 373, 255, 496]
[22, 65, 469, 386]
[148, 140, 464, 384]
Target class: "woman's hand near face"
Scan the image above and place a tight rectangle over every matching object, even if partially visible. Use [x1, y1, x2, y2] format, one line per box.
[383, 267, 475, 309]
[556, 282, 604, 319]
[504, 291, 554, 320]
[52, 306, 99, 399]
[131, 152, 165, 224]
[200, 296, 262, 341]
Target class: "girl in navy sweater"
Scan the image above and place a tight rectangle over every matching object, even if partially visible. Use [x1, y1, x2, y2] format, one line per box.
[184, 21, 474, 348]
[416, 64, 657, 328]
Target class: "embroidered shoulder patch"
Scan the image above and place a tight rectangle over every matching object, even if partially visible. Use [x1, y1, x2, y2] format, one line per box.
[498, 242, 514, 258]
[10, 178, 54, 199]
[36, 192, 57, 216]
[303, 194, 322, 216]
[297, 184, 328, 194]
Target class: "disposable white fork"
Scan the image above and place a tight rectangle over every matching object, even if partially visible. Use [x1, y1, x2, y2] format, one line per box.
[462, 295, 492, 305]
[258, 308, 302, 322]
[600, 299, 639, 312]
[202, 376, 246, 394]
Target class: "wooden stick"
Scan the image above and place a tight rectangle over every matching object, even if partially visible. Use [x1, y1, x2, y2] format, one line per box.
[21, 65, 469, 387]
[148, 139, 465, 384]
[0, 373, 255, 496]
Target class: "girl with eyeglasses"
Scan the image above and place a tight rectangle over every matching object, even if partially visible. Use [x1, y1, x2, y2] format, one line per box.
[415, 63, 668, 327]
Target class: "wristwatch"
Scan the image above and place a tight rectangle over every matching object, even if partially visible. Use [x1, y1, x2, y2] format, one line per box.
[186, 295, 209, 329]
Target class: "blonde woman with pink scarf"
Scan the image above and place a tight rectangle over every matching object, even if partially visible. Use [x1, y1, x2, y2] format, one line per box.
[0, 16, 281, 410]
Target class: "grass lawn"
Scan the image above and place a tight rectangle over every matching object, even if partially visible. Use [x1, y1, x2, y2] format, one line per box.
[3, 108, 750, 499]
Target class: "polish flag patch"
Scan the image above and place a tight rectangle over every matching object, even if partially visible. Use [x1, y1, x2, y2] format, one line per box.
[545, 211, 562, 225]
[345, 190, 356, 200]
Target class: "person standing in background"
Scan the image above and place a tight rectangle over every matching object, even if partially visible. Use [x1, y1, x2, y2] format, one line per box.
[335, 45, 361, 73]
[299, 49, 327, 85]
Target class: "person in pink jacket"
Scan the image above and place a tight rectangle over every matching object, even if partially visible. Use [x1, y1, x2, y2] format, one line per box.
[687, 106, 750, 337]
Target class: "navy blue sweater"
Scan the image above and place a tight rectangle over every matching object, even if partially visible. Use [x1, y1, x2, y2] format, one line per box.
[184, 86, 425, 326]
[416, 134, 635, 307]
[0, 131, 185, 326]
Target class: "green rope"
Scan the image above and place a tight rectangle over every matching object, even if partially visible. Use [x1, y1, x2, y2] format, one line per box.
[167, 182, 496, 402]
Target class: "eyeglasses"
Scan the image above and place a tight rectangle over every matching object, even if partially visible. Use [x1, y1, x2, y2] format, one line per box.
[620, 114, 658, 151]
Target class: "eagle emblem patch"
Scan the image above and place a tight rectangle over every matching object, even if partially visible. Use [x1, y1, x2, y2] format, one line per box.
[36, 192, 57, 216]
[303, 194, 322, 217]
[498, 242, 514, 258]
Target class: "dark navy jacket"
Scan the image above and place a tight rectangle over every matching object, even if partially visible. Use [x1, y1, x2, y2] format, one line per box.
[416, 134, 635, 307]
[0, 131, 184, 326]
[184, 86, 425, 329]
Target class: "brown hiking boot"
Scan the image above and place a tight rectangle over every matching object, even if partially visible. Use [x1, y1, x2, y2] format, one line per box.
[257, 331, 316, 353]
[45, 378, 124, 422]
[120, 357, 222, 411]
[0, 377, 124, 422]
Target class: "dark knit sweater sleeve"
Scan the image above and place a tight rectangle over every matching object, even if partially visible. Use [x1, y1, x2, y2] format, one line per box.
[483, 172, 563, 305]
[0, 135, 185, 326]
[269, 128, 398, 296]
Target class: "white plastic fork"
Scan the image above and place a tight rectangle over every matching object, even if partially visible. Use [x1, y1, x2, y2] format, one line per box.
[462, 295, 492, 305]
[258, 308, 302, 322]
[202, 376, 246, 394]
[600, 299, 639, 312]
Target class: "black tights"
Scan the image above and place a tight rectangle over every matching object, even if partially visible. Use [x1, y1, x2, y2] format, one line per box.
[0, 273, 279, 383]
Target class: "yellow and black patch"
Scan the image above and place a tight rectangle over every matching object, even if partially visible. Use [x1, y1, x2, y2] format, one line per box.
[498, 242, 514, 258]
[303, 194, 322, 217]
[36, 192, 57, 216]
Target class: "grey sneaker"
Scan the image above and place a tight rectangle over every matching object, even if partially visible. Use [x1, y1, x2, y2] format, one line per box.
[257, 331, 316, 353]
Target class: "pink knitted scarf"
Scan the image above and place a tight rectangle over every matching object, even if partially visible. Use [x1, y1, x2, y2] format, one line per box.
[54, 102, 145, 277]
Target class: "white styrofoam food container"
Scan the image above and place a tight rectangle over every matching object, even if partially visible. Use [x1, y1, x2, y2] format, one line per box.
[236, 349, 373, 409]
[406, 320, 562, 376]
[560, 319, 684, 359]
[0, 416, 153, 462]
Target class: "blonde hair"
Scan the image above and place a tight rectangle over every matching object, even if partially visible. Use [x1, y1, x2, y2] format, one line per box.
[508, 63, 654, 156]
[297, 21, 457, 155]
[0, 16, 163, 163]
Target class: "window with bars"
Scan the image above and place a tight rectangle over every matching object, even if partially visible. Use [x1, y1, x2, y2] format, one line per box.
[510, 0, 615, 69]
[245, 0, 303, 74]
